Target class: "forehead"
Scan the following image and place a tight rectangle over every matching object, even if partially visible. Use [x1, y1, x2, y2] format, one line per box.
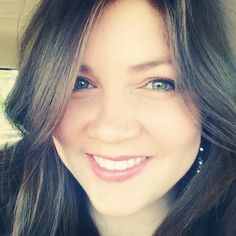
[81, 0, 170, 71]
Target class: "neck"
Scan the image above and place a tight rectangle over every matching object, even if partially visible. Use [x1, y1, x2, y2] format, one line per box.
[89, 194, 173, 236]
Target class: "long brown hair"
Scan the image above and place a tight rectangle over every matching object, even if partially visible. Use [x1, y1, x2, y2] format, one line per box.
[1, 0, 236, 235]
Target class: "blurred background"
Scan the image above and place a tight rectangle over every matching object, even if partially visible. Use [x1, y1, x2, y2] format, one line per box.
[0, 0, 38, 146]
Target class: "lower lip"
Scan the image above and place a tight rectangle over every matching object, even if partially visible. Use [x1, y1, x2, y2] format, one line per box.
[86, 154, 153, 182]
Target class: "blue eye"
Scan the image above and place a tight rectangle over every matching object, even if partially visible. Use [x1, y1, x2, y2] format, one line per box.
[73, 76, 94, 91]
[144, 78, 176, 91]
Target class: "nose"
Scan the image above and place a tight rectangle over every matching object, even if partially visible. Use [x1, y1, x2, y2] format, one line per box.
[86, 91, 141, 144]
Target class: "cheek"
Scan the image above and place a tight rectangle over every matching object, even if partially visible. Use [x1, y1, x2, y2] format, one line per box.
[54, 99, 93, 144]
[55, 95, 201, 152]
[138, 97, 201, 150]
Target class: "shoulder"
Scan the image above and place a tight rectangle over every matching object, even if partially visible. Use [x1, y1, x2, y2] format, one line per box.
[0, 139, 25, 201]
[186, 179, 236, 236]
[0, 140, 25, 235]
[217, 179, 236, 235]
[206, 179, 236, 236]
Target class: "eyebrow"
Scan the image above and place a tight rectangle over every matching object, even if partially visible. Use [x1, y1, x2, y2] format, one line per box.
[79, 57, 172, 75]
[79, 64, 93, 74]
[128, 58, 172, 72]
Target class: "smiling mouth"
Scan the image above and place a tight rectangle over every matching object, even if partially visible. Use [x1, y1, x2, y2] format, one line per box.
[93, 155, 147, 171]
[86, 153, 153, 182]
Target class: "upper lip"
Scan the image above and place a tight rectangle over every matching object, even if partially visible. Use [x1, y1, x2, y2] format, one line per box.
[86, 153, 152, 161]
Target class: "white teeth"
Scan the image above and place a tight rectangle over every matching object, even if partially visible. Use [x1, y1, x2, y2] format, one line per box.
[106, 159, 115, 170]
[115, 161, 127, 170]
[93, 155, 147, 171]
[135, 157, 141, 164]
[127, 159, 135, 168]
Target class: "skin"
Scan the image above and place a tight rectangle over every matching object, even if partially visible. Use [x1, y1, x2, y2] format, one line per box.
[53, 0, 201, 235]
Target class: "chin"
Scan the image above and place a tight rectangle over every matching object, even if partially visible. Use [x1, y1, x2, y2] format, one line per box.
[90, 199, 143, 218]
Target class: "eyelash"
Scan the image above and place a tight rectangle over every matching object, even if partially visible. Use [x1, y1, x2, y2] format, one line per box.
[73, 76, 95, 91]
[143, 78, 176, 91]
[73, 76, 176, 92]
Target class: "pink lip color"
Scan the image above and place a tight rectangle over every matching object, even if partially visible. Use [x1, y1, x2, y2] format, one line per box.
[86, 154, 153, 182]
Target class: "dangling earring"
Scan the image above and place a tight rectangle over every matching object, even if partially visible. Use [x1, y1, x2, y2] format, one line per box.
[196, 146, 204, 173]
[173, 137, 209, 197]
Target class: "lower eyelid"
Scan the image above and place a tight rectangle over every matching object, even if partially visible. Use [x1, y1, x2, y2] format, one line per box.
[144, 79, 175, 90]
[73, 76, 96, 91]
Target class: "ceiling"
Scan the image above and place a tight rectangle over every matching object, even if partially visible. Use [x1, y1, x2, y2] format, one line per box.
[0, 0, 235, 68]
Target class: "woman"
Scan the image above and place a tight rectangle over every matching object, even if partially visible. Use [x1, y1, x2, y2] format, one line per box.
[0, 0, 235, 235]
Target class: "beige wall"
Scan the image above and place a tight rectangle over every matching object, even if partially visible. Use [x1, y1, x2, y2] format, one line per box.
[0, 0, 38, 68]
[0, 0, 235, 68]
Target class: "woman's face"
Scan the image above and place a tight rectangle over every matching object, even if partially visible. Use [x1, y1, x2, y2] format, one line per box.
[53, 0, 201, 217]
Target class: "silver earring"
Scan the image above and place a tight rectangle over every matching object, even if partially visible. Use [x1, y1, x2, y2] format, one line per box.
[196, 146, 204, 173]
